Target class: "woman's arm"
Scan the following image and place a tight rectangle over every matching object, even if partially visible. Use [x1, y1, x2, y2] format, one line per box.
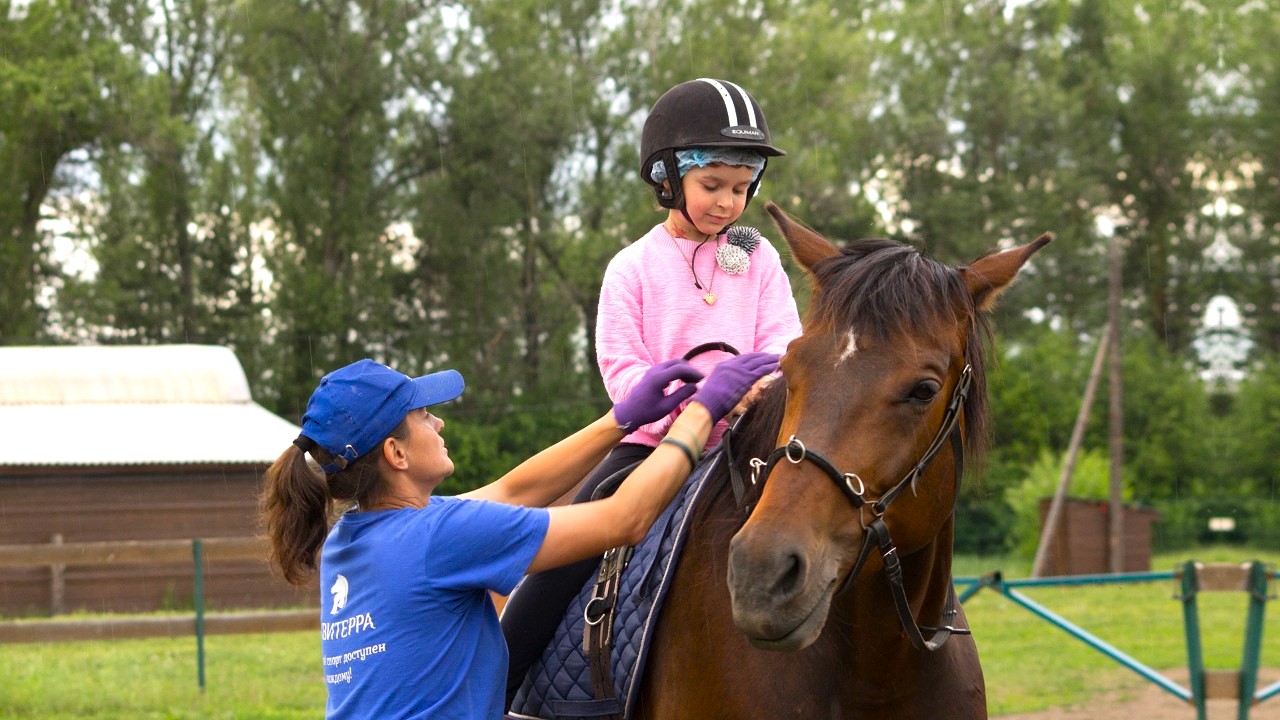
[461, 360, 702, 508]
[525, 352, 780, 574]
[525, 406, 713, 573]
[460, 412, 625, 508]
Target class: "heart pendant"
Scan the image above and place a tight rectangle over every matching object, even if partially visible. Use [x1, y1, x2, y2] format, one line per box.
[703, 293, 717, 305]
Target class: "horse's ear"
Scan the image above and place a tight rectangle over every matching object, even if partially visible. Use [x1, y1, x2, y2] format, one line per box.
[764, 202, 841, 273]
[961, 232, 1054, 311]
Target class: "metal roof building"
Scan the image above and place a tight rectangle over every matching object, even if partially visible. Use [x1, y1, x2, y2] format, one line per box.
[0, 345, 313, 615]
[0, 344, 299, 466]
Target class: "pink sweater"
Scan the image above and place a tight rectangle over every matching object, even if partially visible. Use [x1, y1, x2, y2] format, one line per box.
[596, 223, 803, 448]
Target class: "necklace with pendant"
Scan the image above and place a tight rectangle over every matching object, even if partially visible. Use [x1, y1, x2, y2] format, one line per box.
[666, 224, 718, 305]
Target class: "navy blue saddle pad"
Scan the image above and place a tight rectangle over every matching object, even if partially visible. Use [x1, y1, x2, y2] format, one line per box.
[506, 447, 722, 719]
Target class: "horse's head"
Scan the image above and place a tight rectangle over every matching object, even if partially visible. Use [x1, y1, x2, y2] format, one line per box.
[727, 203, 1050, 651]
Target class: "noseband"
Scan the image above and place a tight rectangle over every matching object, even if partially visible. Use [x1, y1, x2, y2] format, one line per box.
[727, 364, 974, 652]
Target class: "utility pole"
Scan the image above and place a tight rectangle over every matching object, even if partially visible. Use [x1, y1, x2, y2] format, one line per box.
[1031, 329, 1109, 578]
[1107, 230, 1125, 573]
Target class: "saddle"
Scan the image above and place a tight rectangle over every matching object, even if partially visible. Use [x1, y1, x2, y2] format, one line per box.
[505, 447, 722, 720]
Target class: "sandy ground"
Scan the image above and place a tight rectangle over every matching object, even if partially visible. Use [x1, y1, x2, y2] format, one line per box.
[997, 670, 1280, 719]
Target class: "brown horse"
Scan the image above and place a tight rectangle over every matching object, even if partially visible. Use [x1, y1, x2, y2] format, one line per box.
[635, 203, 1050, 719]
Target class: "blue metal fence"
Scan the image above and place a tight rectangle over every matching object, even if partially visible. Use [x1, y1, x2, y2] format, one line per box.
[957, 561, 1275, 720]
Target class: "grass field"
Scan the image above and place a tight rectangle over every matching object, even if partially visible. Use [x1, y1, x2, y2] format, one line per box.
[0, 546, 1276, 719]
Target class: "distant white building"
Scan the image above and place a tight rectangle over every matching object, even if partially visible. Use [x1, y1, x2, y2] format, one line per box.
[0, 344, 299, 467]
[0, 345, 310, 615]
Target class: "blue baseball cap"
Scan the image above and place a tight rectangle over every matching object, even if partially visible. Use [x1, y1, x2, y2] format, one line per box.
[300, 359, 465, 474]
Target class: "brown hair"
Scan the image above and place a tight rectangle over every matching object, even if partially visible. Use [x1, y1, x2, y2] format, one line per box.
[260, 417, 411, 585]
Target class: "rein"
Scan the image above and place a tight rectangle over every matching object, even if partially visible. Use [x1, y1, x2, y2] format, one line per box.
[725, 364, 974, 652]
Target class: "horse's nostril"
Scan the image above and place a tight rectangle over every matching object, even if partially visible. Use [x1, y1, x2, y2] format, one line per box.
[772, 552, 805, 597]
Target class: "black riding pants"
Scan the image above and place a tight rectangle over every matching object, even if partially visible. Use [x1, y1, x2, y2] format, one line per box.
[501, 442, 655, 708]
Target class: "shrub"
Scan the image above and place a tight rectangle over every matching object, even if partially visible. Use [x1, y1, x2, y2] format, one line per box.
[1003, 448, 1132, 558]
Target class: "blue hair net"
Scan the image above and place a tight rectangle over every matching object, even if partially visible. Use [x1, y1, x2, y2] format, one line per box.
[649, 147, 765, 185]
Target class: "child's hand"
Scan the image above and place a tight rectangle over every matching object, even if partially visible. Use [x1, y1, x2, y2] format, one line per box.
[690, 353, 780, 423]
[612, 359, 704, 430]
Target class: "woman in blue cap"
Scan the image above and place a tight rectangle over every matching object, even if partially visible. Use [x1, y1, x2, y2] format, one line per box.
[260, 352, 778, 720]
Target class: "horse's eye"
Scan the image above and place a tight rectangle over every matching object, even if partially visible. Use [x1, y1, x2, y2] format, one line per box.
[908, 380, 941, 403]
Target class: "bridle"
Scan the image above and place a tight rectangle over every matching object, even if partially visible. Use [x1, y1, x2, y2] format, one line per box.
[724, 364, 974, 652]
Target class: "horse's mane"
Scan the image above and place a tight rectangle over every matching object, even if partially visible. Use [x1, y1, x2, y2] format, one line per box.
[705, 237, 993, 514]
[697, 379, 787, 523]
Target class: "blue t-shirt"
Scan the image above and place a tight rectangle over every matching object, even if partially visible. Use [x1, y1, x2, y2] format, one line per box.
[319, 496, 550, 719]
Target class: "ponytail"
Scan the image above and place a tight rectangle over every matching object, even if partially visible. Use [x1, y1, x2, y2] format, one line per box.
[260, 445, 331, 586]
[260, 417, 413, 585]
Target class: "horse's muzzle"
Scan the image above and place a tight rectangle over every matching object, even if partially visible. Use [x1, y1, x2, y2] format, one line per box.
[727, 529, 838, 651]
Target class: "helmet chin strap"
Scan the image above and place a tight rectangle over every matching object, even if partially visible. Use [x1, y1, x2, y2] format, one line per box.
[672, 207, 724, 243]
[655, 150, 683, 209]
[678, 207, 701, 234]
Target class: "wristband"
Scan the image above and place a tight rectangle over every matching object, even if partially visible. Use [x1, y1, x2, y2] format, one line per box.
[667, 424, 705, 455]
[668, 424, 705, 463]
[659, 436, 699, 470]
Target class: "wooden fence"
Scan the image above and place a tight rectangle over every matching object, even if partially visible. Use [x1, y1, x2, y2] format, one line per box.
[0, 537, 317, 645]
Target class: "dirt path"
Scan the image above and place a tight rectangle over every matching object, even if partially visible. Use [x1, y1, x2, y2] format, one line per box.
[996, 670, 1280, 719]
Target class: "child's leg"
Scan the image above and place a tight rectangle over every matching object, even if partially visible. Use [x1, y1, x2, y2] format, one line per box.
[501, 443, 655, 707]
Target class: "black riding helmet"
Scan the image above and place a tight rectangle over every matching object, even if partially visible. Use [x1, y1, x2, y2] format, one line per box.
[640, 78, 786, 216]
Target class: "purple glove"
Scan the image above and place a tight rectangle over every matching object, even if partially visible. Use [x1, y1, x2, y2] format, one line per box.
[612, 359, 705, 431]
[691, 352, 781, 423]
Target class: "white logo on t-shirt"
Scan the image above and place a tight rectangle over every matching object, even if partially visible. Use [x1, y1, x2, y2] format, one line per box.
[330, 574, 349, 615]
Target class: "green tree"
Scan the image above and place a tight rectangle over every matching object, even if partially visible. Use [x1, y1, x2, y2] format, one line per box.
[412, 0, 594, 408]
[1108, 333, 1217, 502]
[50, 0, 267, 352]
[0, 0, 139, 341]
[232, 0, 449, 416]
[1235, 1, 1280, 355]
[1111, 6, 1211, 353]
[1220, 354, 1280, 502]
[961, 325, 1099, 554]
[973, 324, 1218, 553]
[1220, 355, 1280, 547]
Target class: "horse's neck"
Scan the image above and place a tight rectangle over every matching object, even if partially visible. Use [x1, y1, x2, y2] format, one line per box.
[691, 467, 754, 565]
